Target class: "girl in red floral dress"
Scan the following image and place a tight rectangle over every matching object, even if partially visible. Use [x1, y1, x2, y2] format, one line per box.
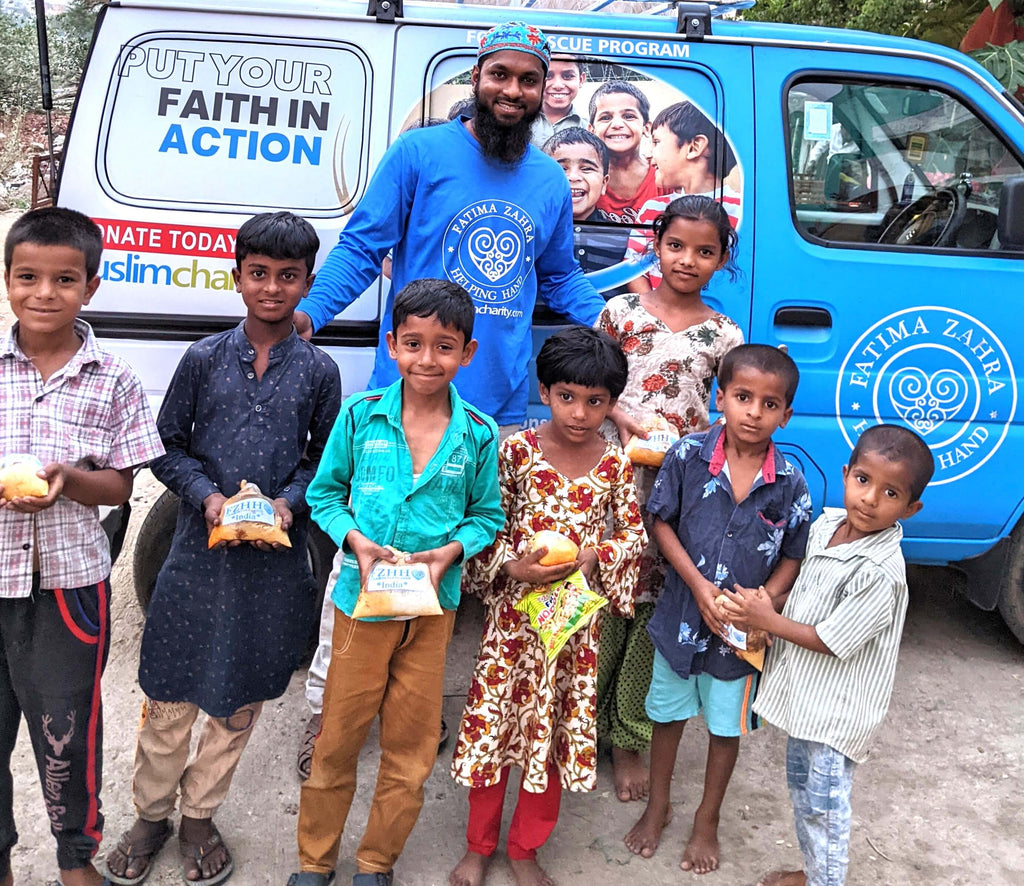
[594, 195, 744, 804]
[449, 327, 646, 886]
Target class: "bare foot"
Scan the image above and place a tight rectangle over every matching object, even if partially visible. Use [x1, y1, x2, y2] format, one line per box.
[756, 871, 807, 886]
[611, 746, 649, 801]
[680, 810, 720, 874]
[449, 851, 490, 886]
[509, 858, 553, 886]
[623, 802, 673, 857]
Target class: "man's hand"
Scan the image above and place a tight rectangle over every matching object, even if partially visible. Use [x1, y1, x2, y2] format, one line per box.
[2, 463, 63, 513]
[608, 405, 647, 448]
[252, 498, 294, 551]
[293, 310, 314, 341]
[203, 492, 236, 548]
[721, 583, 775, 633]
[346, 530, 399, 586]
[502, 546, 578, 587]
[405, 541, 463, 594]
[693, 576, 727, 638]
[577, 547, 600, 585]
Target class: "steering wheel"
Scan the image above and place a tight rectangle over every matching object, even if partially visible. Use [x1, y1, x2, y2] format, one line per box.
[879, 182, 969, 247]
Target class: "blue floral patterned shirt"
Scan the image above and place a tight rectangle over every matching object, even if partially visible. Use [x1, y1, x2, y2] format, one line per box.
[646, 423, 813, 680]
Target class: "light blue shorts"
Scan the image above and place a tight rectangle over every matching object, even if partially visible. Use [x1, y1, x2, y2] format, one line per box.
[645, 649, 759, 736]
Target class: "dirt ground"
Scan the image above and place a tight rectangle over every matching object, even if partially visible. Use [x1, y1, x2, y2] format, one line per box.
[2, 208, 1023, 885]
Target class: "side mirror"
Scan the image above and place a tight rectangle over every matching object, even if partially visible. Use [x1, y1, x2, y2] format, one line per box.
[998, 174, 1024, 249]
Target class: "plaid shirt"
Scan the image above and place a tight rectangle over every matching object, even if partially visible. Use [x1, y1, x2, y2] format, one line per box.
[0, 319, 164, 598]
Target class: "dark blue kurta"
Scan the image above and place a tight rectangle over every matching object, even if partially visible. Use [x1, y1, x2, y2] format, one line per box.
[140, 322, 341, 716]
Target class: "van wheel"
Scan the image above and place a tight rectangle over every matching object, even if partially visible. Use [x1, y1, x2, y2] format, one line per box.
[133, 489, 179, 612]
[998, 522, 1024, 644]
[132, 491, 338, 659]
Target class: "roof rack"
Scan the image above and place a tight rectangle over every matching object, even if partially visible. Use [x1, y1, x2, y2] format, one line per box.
[368, 0, 755, 24]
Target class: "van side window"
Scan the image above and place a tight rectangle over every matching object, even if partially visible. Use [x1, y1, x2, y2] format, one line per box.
[787, 80, 1024, 252]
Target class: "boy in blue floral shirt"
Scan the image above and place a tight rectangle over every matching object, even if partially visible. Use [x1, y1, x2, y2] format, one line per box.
[625, 344, 812, 875]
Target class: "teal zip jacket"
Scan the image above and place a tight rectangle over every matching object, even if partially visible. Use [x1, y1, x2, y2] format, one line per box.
[307, 380, 504, 616]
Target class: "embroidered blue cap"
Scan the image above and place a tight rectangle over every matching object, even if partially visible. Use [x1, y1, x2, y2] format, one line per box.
[477, 21, 551, 70]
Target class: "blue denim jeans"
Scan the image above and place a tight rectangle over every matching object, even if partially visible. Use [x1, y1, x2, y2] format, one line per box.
[786, 737, 857, 886]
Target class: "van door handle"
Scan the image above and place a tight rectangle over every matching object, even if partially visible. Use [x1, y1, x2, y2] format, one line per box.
[774, 307, 832, 328]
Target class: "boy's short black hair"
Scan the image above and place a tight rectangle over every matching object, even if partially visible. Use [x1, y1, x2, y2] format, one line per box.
[542, 127, 610, 174]
[4, 207, 103, 279]
[235, 211, 319, 275]
[652, 101, 737, 177]
[536, 326, 628, 399]
[588, 80, 650, 124]
[849, 424, 934, 502]
[391, 278, 475, 343]
[718, 344, 800, 407]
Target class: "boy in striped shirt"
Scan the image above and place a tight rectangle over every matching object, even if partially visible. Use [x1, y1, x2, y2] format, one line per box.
[723, 424, 934, 886]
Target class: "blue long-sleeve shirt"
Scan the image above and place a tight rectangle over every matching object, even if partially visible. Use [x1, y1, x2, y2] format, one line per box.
[303, 118, 607, 425]
[307, 380, 505, 615]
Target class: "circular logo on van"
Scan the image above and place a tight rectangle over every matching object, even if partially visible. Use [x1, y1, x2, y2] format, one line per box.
[443, 199, 534, 304]
[835, 307, 1016, 485]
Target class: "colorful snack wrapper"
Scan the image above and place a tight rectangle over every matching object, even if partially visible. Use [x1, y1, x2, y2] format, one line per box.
[515, 570, 607, 659]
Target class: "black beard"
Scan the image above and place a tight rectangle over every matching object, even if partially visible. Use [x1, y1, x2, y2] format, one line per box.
[473, 91, 540, 165]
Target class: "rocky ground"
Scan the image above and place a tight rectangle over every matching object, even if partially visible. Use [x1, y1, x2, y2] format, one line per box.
[2, 210, 1023, 885]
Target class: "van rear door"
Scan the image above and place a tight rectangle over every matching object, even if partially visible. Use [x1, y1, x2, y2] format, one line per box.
[60, 2, 393, 401]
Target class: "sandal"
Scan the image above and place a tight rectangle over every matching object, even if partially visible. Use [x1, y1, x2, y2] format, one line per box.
[285, 874, 335, 886]
[297, 712, 322, 780]
[179, 822, 233, 885]
[104, 818, 173, 885]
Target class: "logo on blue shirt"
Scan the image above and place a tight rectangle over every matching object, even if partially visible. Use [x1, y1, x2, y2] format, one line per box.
[443, 200, 535, 304]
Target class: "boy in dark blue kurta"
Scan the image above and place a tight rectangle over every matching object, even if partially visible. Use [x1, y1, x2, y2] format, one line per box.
[624, 345, 812, 876]
[105, 213, 341, 886]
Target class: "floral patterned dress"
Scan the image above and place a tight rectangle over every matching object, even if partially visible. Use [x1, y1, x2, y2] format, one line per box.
[450, 431, 646, 793]
[596, 293, 743, 604]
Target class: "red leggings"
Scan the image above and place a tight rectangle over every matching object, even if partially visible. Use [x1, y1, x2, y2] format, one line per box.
[466, 765, 561, 861]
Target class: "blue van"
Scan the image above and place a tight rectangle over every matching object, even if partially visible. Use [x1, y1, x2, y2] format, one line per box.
[57, 0, 1024, 638]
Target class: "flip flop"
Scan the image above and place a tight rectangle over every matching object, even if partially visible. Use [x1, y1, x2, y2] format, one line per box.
[285, 873, 336, 885]
[103, 818, 173, 885]
[179, 822, 233, 886]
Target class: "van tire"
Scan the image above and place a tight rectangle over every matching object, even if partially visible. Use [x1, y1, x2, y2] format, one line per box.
[998, 522, 1024, 644]
[132, 489, 338, 660]
[133, 489, 179, 612]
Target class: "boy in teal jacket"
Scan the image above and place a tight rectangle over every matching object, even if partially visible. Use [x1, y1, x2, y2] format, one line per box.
[289, 279, 504, 886]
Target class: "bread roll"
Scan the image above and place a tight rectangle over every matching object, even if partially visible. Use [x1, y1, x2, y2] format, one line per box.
[624, 415, 680, 468]
[0, 457, 48, 500]
[528, 530, 579, 566]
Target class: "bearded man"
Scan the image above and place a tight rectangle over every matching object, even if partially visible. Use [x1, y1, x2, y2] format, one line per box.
[293, 21, 606, 781]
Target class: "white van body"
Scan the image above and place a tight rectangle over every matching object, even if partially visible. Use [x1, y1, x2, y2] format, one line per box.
[59, 0, 1024, 638]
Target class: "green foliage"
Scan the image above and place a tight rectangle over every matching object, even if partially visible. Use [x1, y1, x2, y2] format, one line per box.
[743, 0, 988, 49]
[0, 0, 99, 116]
[970, 40, 1024, 93]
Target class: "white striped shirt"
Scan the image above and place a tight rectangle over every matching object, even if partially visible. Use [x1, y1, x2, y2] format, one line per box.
[753, 508, 908, 763]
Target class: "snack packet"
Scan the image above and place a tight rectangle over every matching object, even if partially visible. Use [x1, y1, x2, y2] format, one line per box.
[351, 550, 443, 619]
[624, 415, 680, 468]
[515, 570, 607, 659]
[208, 480, 292, 549]
[715, 592, 768, 670]
[0, 454, 48, 500]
